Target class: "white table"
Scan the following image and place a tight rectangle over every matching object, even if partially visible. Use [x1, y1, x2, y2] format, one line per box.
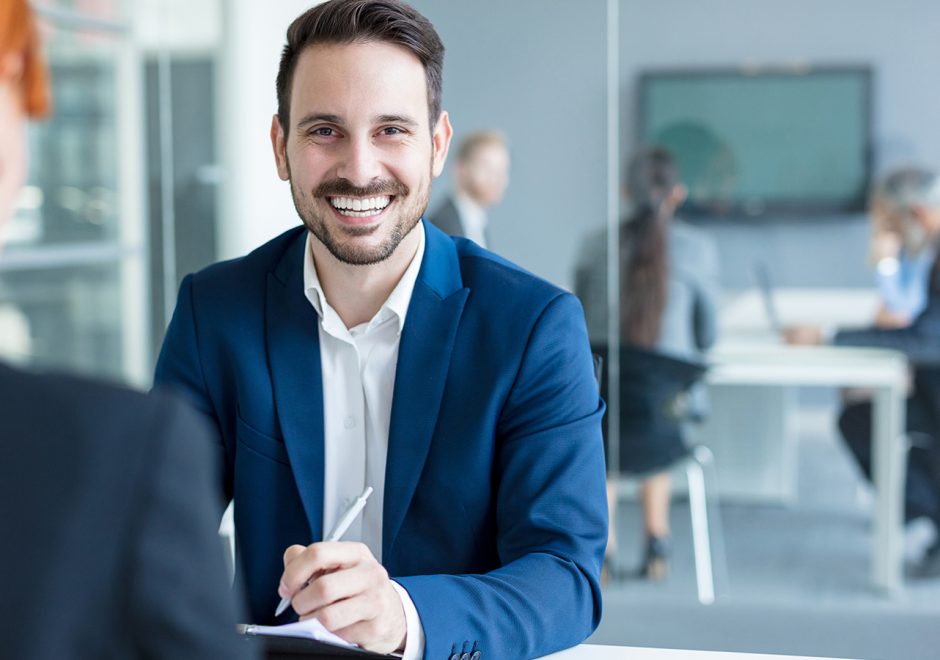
[540, 644, 855, 659]
[703, 343, 909, 596]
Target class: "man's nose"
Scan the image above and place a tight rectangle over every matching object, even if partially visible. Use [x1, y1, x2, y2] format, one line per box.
[335, 136, 382, 187]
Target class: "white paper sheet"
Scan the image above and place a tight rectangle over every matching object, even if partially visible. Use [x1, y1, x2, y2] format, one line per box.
[242, 618, 358, 649]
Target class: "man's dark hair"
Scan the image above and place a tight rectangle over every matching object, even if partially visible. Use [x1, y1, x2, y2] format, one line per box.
[276, 0, 444, 133]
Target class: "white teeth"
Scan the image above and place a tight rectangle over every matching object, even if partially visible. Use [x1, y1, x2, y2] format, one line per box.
[329, 196, 392, 213]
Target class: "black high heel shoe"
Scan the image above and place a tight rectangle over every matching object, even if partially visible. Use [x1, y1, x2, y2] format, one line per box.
[639, 535, 670, 580]
[602, 553, 630, 585]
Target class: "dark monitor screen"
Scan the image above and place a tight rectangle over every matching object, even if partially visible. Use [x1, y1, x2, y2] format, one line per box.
[638, 67, 872, 218]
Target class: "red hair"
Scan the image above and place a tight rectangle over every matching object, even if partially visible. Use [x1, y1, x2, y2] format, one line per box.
[0, 0, 51, 118]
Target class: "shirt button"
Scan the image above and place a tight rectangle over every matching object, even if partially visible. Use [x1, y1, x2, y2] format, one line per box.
[343, 415, 356, 429]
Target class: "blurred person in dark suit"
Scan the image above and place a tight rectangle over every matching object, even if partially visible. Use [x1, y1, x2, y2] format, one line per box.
[428, 130, 509, 248]
[788, 167, 940, 578]
[0, 2, 254, 657]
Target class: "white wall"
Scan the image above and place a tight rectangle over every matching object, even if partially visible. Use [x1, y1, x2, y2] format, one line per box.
[620, 0, 940, 288]
[218, 0, 610, 288]
[218, 1, 322, 259]
[410, 0, 609, 291]
[620, 0, 940, 170]
[216, 0, 940, 288]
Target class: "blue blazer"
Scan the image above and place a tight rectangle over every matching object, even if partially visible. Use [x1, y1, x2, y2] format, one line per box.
[155, 221, 607, 660]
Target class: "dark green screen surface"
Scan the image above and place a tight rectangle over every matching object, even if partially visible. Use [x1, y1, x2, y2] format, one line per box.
[641, 70, 869, 215]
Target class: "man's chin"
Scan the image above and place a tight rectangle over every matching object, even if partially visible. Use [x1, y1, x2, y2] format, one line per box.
[311, 230, 393, 266]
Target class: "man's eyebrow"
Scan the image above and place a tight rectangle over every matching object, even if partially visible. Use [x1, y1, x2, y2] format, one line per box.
[376, 114, 419, 127]
[295, 113, 421, 130]
[296, 113, 343, 129]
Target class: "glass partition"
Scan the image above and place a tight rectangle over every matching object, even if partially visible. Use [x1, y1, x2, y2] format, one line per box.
[0, 2, 146, 384]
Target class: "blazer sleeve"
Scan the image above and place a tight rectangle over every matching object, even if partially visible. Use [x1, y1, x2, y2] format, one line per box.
[154, 274, 232, 501]
[396, 293, 608, 660]
[834, 292, 940, 365]
[128, 394, 254, 659]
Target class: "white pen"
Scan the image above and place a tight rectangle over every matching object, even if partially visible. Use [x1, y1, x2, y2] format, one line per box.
[274, 485, 373, 618]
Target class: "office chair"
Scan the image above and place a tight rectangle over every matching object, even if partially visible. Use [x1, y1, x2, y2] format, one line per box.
[594, 343, 727, 605]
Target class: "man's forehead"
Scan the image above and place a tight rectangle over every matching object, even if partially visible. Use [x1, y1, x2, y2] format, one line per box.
[293, 41, 426, 85]
[290, 41, 429, 122]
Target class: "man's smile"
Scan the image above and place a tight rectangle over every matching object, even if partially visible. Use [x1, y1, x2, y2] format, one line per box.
[326, 195, 395, 224]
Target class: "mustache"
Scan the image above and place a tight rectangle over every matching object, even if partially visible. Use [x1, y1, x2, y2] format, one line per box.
[314, 179, 409, 198]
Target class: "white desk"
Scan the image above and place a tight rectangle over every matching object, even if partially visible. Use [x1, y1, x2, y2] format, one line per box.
[540, 644, 854, 659]
[718, 288, 880, 335]
[702, 342, 908, 596]
[705, 288, 909, 595]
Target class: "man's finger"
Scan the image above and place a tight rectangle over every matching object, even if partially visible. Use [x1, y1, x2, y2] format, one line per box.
[290, 564, 375, 616]
[331, 594, 406, 655]
[279, 541, 370, 597]
[278, 544, 308, 598]
[283, 544, 306, 567]
[302, 592, 378, 637]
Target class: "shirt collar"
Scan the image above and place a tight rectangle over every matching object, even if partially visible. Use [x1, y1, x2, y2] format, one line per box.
[303, 223, 426, 337]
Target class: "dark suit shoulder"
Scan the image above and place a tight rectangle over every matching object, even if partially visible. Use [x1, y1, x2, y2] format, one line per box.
[190, 226, 305, 288]
[0, 363, 173, 441]
[428, 197, 464, 237]
[176, 226, 306, 324]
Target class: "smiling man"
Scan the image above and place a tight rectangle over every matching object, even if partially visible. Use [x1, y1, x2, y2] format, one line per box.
[155, 1, 607, 658]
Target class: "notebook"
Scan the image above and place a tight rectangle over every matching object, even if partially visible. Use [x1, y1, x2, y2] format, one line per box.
[242, 620, 358, 649]
[238, 620, 398, 659]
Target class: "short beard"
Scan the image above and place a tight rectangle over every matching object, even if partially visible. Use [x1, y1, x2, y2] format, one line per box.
[287, 159, 430, 266]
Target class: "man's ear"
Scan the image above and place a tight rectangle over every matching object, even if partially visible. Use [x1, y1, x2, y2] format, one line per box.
[430, 110, 453, 178]
[271, 114, 290, 181]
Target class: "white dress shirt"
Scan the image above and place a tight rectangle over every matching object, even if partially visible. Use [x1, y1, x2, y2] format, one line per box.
[454, 192, 488, 248]
[303, 223, 426, 659]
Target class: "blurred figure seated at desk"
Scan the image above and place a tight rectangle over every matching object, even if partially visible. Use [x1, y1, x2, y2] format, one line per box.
[576, 147, 719, 580]
[0, 3, 253, 658]
[786, 166, 940, 578]
[871, 175, 937, 329]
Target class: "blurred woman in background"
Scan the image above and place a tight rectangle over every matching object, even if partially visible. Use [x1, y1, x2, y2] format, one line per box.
[576, 147, 720, 580]
[0, 0, 49, 226]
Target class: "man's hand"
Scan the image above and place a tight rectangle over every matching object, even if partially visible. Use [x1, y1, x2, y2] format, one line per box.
[874, 304, 912, 329]
[783, 324, 825, 346]
[278, 542, 406, 654]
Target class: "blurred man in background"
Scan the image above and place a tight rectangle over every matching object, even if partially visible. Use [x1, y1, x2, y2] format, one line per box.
[0, 2, 253, 657]
[428, 130, 509, 248]
[868, 173, 937, 329]
[788, 167, 940, 578]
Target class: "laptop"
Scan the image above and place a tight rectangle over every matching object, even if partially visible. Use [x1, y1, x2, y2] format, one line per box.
[754, 262, 783, 335]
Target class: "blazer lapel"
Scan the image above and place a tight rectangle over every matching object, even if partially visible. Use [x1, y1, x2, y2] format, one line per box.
[266, 229, 325, 541]
[383, 222, 469, 563]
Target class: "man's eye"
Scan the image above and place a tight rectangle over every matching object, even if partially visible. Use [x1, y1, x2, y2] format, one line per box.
[380, 127, 404, 136]
[313, 127, 335, 137]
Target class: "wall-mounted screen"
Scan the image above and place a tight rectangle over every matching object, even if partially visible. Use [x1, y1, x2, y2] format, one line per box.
[638, 67, 872, 218]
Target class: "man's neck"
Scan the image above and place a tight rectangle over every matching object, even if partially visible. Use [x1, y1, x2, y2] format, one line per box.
[311, 227, 421, 329]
